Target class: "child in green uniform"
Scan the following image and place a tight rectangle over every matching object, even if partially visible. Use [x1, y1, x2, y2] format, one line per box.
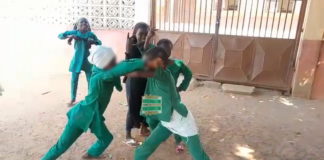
[58, 17, 102, 106]
[157, 39, 193, 153]
[128, 47, 210, 160]
[41, 46, 145, 160]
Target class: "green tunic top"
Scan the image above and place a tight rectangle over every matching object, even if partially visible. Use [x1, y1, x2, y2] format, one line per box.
[66, 59, 145, 135]
[58, 30, 102, 73]
[167, 59, 192, 92]
[144, 68, 188, 122]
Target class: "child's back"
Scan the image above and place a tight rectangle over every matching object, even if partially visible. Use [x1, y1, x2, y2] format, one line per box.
[144, 68, 188, 123]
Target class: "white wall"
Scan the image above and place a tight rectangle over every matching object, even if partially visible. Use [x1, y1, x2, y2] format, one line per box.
[135, 0, 151, 24]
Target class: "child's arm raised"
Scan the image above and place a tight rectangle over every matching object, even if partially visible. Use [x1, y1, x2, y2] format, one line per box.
[125, 33, 136, 58]
[143, 28, 157, 51]
[102, 59, 146, 81]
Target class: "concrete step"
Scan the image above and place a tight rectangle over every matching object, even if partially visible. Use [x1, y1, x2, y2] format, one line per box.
[222, 84, 255, 95]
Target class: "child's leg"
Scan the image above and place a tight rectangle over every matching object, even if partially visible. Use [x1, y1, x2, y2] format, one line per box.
[41, 124, 83, 160]
[85, 71, 92, 87]
[71, 72, 80, 101]
[182, 135, 210, 160]
[125, 111, 133, 138]
[146, 117, 159, 131]
[87, 122, 113, 157]
[174, 134, 182, 144]
[134, 123, 172, 160]
[175, 134, 185, 153]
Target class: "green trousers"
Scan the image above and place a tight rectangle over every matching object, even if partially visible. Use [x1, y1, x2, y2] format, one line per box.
[146, 118, 182, 145]
[71, 71, 91, 101]
[135, 123, 210, 160]
[41, 122, 113, 160]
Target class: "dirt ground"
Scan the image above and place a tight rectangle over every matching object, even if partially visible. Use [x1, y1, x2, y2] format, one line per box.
[0, 73, 324, 160]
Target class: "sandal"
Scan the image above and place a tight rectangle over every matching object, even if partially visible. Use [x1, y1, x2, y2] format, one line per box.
[176, 143, 185, 153]
[123, 138, 139, 148]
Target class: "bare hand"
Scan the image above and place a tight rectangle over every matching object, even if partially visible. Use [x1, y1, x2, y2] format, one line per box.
[67, 38, 73, 45]
[87, 38, 96, 45]
[69, 35, 80, 40]
[126, 32, 136, 53]
[147, 28, 158, 40]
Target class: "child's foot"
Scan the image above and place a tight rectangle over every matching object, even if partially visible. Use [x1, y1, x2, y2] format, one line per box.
[123, 138, 139, 148]
[67, 100, 76, 107]
[176, 143, 185, 153]
[140, 124, 150, 137]
[82, 153, 98, 159]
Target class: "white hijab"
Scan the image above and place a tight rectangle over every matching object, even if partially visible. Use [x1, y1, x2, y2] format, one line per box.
[88, 46, 116, 69]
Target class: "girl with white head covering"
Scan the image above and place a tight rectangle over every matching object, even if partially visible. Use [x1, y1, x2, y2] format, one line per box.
[42, 46, 146, 160]
[88, 46, 116, 69]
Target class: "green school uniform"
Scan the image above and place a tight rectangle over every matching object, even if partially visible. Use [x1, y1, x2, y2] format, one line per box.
[58, 30, 102, 73]
[42, 59, 145, 160]
[135, 68, 209, 160]
[167, 59, 193, 92]
[167, 59, 193, 144]
[143, 68, 188, 123]
[58, 30, 102, 101]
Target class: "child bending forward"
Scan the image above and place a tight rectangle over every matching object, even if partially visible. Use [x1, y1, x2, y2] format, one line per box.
[128, 47, 210, 160]
[41, 46, 145, 160]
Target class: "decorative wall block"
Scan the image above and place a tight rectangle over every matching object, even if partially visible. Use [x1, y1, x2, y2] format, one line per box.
[105, 18, 120, 29]
[120, 19, 134, 29]
[91, 18, 104, 28]
[73, 6, 89, 16]
[121, 7, 135, 18]
[90, 0, 104, 5]
[122, 0, 135, 6]
[74, 0, 89, 4]
[106, 0, 119, 5]
[90, 6, 104, 17]
[1, 0, 136, 29]
[106, 6, 120, 17]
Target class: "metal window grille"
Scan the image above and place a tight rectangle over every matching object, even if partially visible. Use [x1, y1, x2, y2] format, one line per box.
[154, 0, 303, 39]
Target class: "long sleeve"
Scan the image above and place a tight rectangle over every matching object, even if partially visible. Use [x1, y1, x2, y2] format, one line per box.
[178, 62, 192, 91]
[67, 78, 101, 131]
[114, 77, 123, 91]
[58, 30, 78, 40]
[102, 59, 145, 81]
[81, 78, 101, 106]
[90, 32, 102, 45]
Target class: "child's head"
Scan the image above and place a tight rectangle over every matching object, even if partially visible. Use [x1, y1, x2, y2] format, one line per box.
[88, 46, 117, 70]
[157, 39, 173, 58]
[132, 22, 150, 46]
[143, 47, 168, 70]
[76, 17, 91, 33]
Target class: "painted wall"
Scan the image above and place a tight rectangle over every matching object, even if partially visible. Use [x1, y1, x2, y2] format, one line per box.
[292, 0, 324, 99]
[311, 42, 324, 99]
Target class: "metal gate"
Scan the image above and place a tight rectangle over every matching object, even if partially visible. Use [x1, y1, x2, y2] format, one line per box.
[151, 0, 307, 91]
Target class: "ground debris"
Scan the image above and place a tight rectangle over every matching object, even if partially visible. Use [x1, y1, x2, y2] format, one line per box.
[41, 91, 51, 95]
